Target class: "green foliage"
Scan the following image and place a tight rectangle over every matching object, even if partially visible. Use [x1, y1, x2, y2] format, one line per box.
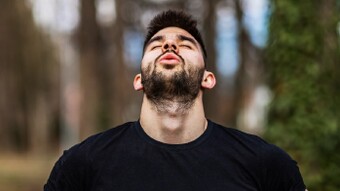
[264, 0, 340, 190]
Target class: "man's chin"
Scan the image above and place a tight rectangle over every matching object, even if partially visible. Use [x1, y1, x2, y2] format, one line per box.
[153, 69, 179, 79]
[162, 64, 178, 70]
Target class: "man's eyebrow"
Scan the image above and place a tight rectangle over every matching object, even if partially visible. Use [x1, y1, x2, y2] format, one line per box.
[145, 35, 164, 48]
[145, 34, 198, 48]
[178, 35, 198, 46]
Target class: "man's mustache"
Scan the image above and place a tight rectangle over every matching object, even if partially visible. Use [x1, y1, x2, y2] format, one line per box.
[154, 50, 185, 64]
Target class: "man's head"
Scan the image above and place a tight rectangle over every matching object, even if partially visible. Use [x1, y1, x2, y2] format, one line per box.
[143, 10, 207, 62]
[134, 10, 216, 113]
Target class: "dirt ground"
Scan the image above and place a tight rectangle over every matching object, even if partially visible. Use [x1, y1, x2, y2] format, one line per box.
[0, 153, 58, 191]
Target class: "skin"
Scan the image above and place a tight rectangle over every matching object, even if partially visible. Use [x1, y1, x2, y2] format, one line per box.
[133, 27, 216, 144]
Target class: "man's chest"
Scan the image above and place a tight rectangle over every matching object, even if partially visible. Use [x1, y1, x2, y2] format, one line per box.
[89, 152, 260, 191]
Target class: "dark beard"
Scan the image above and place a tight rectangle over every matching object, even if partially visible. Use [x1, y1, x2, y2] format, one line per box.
[141, 62, 205, 113]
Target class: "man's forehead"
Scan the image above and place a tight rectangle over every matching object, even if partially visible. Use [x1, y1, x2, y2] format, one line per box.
[151, 27, 195, 40]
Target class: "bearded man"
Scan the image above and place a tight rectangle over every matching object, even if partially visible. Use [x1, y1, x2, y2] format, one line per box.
[45, 10, 307, 191]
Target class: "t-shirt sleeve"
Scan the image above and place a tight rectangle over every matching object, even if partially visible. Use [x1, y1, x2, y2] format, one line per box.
[44, 144, 90, 191]
[262, 145, 306, 191]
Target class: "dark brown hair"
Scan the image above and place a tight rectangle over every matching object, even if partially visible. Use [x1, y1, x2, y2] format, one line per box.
[143, 10, 207, 60]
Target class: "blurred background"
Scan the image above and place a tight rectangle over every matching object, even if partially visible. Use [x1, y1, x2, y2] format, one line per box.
[0, 0, 339, 190]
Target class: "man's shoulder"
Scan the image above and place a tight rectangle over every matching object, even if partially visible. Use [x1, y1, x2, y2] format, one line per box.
[210, 121, 287, 157]
[86, 121, 136, 142]
[210, 121, 305, 188]
[78, 121, 136, 149]
[211, 121, 267, 145]
[62, 121, 136, 160]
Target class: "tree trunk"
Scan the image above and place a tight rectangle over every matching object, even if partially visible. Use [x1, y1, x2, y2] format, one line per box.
[232, 0, 263, 132]
[0, 0, 59, 153]
[110, 0, 129, 125]
[203, 0, 220, 123]
[78, 0, 102, 139]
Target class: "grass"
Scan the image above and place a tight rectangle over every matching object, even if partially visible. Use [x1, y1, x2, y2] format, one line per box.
[0, 153, 58, 191]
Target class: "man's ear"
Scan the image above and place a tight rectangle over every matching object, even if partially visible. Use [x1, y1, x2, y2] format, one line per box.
[201, 70, 216, 89]
[133, 74, 143, 91]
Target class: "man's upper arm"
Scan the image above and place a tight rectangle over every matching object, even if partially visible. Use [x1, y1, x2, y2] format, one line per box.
[44, 146, 88, 191]
[262, 145, 306, 191]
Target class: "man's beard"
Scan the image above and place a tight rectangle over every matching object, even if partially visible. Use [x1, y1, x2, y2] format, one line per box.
[141, 57, 205, 113]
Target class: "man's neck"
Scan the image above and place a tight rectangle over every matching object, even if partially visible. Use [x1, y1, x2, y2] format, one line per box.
[139, 93, 207, 144]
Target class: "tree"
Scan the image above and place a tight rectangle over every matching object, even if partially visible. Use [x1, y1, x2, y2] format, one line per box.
[233, 0, 264, 132]
[77, 0, 103, 138]
[264, 0, 340, 190]
[0, 0, 59, 153]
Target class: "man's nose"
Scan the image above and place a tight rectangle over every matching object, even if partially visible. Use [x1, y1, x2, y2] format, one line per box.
[162, 40, 178, 53]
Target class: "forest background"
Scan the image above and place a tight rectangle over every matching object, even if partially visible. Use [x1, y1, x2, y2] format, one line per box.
[0, 0, 339, 190]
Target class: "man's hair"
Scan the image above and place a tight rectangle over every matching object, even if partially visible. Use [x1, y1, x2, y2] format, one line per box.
[143, 10, 207, 60]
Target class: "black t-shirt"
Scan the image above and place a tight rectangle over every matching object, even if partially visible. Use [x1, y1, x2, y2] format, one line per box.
[44, 120, 306, 191]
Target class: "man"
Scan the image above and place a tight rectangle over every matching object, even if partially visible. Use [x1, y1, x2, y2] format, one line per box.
[45, 10, 306, 190]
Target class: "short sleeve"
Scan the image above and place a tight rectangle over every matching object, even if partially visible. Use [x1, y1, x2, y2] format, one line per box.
[44, 144, 90, 191]
[262, 145, 306, 191]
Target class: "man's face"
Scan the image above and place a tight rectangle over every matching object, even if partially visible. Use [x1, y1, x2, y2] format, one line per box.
[140, 27, 206, 111]
[141, 27, 205, 77]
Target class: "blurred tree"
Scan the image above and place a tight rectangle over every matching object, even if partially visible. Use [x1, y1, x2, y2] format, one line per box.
[77, 0, 104, 139]
[264, 0, 340, 190]
[203, 0, 265, 132]
[76, 0, 136, 136]
[233, 0, 264, 133]
[109, 0, 130, 126]
[0, 0, 59, 153]
[202, 0, 220, 124]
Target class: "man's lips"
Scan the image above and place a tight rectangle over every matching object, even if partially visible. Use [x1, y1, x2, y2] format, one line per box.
[158, 53, 180, 65]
